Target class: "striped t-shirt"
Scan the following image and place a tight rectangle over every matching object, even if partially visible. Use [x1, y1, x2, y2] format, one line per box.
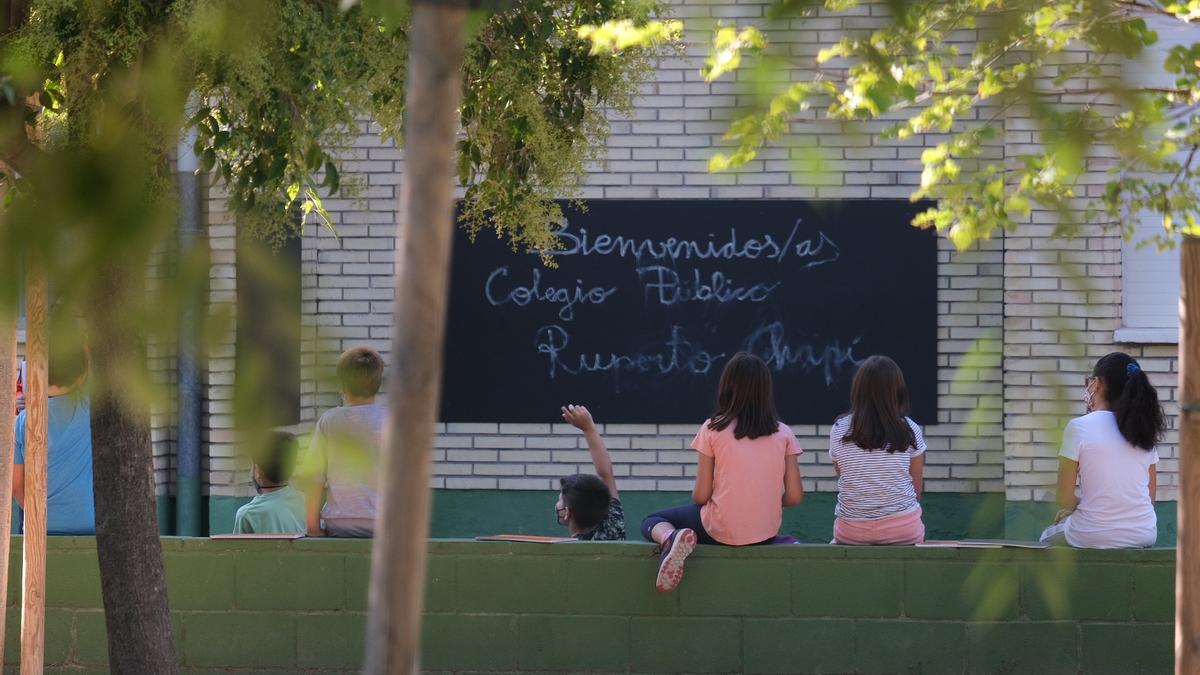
[830, 415, 926, 520]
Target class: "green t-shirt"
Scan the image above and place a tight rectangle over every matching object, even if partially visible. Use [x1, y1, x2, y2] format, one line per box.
[233, 485, 306, 534]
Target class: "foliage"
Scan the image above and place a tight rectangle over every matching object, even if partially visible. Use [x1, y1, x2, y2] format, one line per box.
[585, 0, 1200, 251]
[2, 0, 664, 258]
[458, 1, 662, 256]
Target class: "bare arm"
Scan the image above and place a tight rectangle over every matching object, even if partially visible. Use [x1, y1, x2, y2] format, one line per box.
[909, 453, 925, 500]
[693, 453, 714, 505]
[1149, 463, 1157, 503]
[302, 425, 327, 537]
[782, 456, 803, 506]
[561, 405, 618, 500]
[304, 480, 325, 536]
[1056, 457, 1080, 515]
[12, 464, 23, 508]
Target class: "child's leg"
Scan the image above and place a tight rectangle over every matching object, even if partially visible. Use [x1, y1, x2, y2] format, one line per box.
[640, 504, 717, 544]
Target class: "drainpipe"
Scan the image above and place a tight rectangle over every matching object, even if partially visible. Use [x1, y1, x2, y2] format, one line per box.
[175, 102, 203, 537]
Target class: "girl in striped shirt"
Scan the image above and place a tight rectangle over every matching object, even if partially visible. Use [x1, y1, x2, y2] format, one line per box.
[830, 355, 926, 545]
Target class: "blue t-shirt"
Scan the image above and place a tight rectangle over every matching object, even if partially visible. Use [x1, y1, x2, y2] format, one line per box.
[14, 394, 96, 535]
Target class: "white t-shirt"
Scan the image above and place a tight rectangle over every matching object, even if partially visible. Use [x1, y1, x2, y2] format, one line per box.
[303, 402, 387, 529]
[830, 416, 926, 520]
[1060, 410, 1158, 549]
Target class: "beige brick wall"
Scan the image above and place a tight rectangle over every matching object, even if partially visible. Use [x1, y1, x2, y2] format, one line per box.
[196, 0, 1176, 501]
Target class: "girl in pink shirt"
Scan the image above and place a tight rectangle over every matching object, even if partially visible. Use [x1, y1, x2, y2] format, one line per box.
[640, 353, 804, 592]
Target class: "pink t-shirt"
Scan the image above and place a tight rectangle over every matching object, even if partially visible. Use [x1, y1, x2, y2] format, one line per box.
[692, 420, 802, 545]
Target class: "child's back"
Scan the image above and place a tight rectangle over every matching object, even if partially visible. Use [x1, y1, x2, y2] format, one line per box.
[830, 415, 924, 520]
[234, 485, 306, 534]
[693, 420, 800, 545]
[234, 431, 306, 535]
[309, 401, 387, 536]
[1059, 410, 1157, 547]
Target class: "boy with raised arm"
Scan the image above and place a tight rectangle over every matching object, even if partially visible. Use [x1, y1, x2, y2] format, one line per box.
[556, 404, 625, 541]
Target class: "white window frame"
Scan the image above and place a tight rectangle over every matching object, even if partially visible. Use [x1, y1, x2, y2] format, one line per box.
[1116, 16, 1194, 345]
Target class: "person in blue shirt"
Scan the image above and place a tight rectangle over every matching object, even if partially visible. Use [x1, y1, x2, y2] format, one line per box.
[13, 334, 94, 535]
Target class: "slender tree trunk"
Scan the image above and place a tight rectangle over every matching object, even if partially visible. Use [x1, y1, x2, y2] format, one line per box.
[364, 3, 466, 672]
[0, 284, 12, 671]
[20, 259, 46, 675]
[87, 263, 177, 674]
[1178, 235, 1200, 674]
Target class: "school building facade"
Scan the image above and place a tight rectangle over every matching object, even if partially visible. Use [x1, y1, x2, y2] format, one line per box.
[79, 0, 1190, 537]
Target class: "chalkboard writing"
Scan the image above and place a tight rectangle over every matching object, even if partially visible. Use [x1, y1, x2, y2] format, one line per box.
[441, 200, 937, 425]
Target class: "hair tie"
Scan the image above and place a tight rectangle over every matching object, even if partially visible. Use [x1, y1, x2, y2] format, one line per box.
[1126, 362, 1141, 377]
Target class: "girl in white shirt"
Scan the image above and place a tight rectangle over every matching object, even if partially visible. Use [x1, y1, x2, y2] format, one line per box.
[1040, 352, 1166, 548]
[830, 355, 927, 545]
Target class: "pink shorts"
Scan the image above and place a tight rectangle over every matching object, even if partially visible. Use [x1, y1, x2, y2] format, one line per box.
[833, 507, 925, 545]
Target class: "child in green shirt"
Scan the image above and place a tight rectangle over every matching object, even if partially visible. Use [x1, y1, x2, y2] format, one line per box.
[234, 432, 306, 534]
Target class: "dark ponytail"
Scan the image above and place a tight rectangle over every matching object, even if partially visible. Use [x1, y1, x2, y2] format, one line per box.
[1093, 352, 1166, 451]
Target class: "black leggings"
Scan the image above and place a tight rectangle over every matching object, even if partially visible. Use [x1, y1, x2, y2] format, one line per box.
[640, 503, 779, 546]
[641, 504, 722, 544]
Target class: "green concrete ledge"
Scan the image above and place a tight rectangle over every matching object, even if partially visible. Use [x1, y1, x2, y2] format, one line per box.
[0, 537, 1177, 673]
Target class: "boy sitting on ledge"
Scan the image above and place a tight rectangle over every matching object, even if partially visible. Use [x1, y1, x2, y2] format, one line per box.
[234, 432, 306, 535]
[557, 404, 625, 541]
[303, 346, 387, 538]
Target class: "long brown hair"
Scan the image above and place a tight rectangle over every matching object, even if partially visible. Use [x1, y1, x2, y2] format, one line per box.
[842, 355, 916, 454]
[708, 352, 781, 440]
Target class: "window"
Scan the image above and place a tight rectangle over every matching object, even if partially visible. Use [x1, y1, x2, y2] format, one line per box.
[1117, 16, 1192, 344]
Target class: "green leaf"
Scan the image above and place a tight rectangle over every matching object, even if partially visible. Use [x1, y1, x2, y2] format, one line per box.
[323, 161, 340, 195]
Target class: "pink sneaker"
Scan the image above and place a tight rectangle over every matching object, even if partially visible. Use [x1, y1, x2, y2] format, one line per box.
[655, 528, 697, 593]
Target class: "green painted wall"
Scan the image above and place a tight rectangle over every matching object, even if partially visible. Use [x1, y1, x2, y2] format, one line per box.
[201, 490, 1007, 539]
[196, 490, 1182, 546]
[8, 537, 1175, 673]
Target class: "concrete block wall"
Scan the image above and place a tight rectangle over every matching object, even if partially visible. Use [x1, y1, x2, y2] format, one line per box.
[195, 0, 1177, 503]
[14, 538, 1175, 673]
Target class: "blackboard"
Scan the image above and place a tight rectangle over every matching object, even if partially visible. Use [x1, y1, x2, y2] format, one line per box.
[441, 200, 937, 425]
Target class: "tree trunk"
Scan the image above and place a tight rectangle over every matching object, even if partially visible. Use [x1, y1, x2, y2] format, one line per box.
[87, 262, 177, 674]
[0, 277, 12, 671]
[20, 259, 46, 675]
[1179, 235, 1200, 674]
[364, 3, 466, 673]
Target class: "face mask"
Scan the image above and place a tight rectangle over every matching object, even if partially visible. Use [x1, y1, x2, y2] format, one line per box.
[1083, 386, 1094, 413]
[555, 504, 569, 527]
[252, 474, 264, 495]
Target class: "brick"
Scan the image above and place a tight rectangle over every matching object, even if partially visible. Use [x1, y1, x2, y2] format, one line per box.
[74, 610, 111, 665]
[566, 558, 679, 616]
[296, 613, 367, 668]
[793, 561, 902, 618]
[1080, 623, 1173, 675]
[853, 620, 966, 675]
[46, 553, 103, 609]
[679, 558, 790, 616]
[904, 562, 1017, 620]
[183, 612, 296, 668]
[345, 554, 369, 611]
[1021, 562, 1133, 620]
[422, 614, 518, 671]
[1133, 564, 1174, 621]
[967, 621, 1078, 674]
[236, 553, 344, 610]
[742, 618, 855, 674]
[517, 615, 630, 671]
[456, 556, 567, 613]
[164, 552, 236, 610]
[630, 617, 742, 673]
